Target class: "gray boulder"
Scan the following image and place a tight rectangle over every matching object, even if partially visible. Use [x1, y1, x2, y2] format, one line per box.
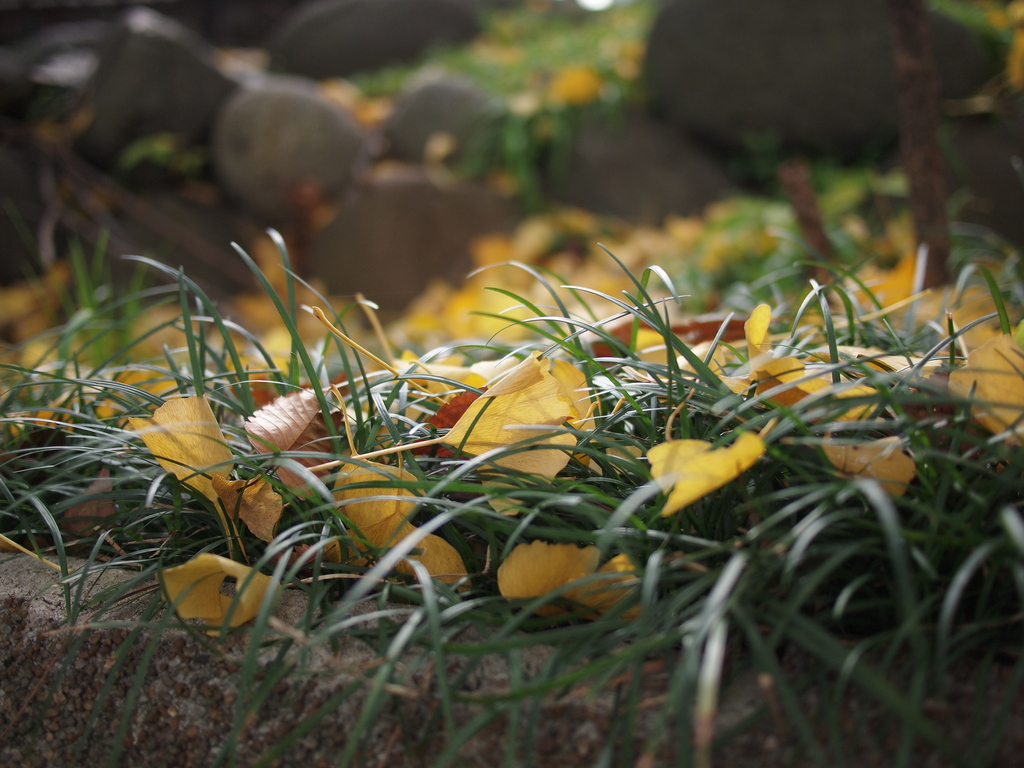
[268, 0, 481, 79]
[644, 0, 995, 154]
[383, 73, 504, 175]
[307, 167, 520, 316]
[212, 76, 366, 223]
[1, 22, 111, 122]
[544, 109, 736, 222]
[74, 8, 237, 169]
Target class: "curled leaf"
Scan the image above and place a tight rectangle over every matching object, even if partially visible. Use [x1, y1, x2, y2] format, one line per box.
[648, 432, 764, 516]
[161, 553, 278, 629]
[755, 357, 876, 419]
[755, 356, 829, 406]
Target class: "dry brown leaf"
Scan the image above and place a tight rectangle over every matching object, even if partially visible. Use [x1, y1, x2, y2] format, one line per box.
[246, 389, 340, 488]
[62, 468, 116, 538]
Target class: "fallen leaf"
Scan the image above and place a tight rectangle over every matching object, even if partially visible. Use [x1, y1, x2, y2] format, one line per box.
[549, 358, 595, 425]
[129, 397, 233, 506]
[429, 390, 482, 429]
[161, 553, 278, 630]
[212, 475, 283, 542]
[745, 303, 772, 363]
[334, 464, 466, 583]
[246, 389, 340, 488]
[497, 541, 638, 617]
[755, 356, 829, 406]
[948, 334, 1024, 443]
[62, 468, 116, 537]
[754, 357, 876, 419]
[443, 354, 577, 476]
[821, 436, 916, 496]
[648, 432, 765, 516]
[548, 65, 604, 106]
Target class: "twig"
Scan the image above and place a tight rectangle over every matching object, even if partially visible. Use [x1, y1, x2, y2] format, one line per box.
[777, 158, 833, 285]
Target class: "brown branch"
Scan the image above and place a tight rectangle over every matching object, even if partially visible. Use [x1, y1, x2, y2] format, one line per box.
[884, 0, 951, 288]
[777, 158, 833, 285]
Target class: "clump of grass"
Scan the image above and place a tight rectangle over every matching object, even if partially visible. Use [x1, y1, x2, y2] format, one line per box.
[2, 225, 1024, 766]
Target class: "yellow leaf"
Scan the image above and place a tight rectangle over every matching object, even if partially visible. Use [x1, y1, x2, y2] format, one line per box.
[948, 334, 1024, 443]
[754, 356, 829, 406]
[821, 436, 916, 496]
[497, 541, 637, 617]
[498, 541, 599, 603]
[548, 357, 596, 426]
[333, 464, 418, 533]
[754, 357, 875, 419]
[161, 553, 278, 629]
[571, 554, 641, 618]
[333, 465, 467, 583]
[548, 65, 604, 106]
[129, 397, 233, 505]
[393, 532, 467, 584]
[212, 475, 283, 542]
[398, 353, 517, 392]
[444, 354, 576, 477]
[745, 303, 772, 363]
[1009, 28, 1024, 91]
[856, 249, 920, 307]
[648, 432, 765, 516]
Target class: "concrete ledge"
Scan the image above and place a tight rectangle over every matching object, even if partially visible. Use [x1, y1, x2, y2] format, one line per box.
[3, 554, 1023, 767]
[0, 556, 657, 767]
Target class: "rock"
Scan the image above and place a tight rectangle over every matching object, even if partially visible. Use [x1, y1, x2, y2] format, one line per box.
[382, 73, 504, 175]
[212, 76, 366, 224]
[0, 143, 45, 284]
[644, 0, 995, 154]
[74, 7, 237, 170]
[544, 109, 736, 222]
[15, 20, 109, 75]
[307, 168, 520, 315]
[948, 105, 1024, 248]
[268, 0, 481, 79]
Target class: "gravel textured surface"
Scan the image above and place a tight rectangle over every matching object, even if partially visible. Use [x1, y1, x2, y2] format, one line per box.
[2, 555, 1022, 767]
